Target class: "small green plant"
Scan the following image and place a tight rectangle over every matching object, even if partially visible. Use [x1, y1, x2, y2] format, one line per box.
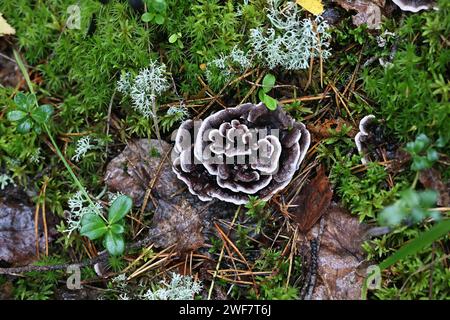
[245, 195, 267, 219]
[378, 189, 439, 226]
[258, 73, 277, 110]
[245, 195, 268, 234]
[7, 92, 53, 134]
[405, 134, 441, 171]
[80, 195, 132, 256]
[141, 0, 167, 25]
[168, 32, 183, 49]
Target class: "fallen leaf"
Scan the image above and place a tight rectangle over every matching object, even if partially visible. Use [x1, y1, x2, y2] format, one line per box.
[0, 189, 50, 265]
[305, 205, 371, 299]
[0, 13, 15, 36]
[104, 139, 182, 207]
[419, 168, 450, 207]
[308, 118, 357, 140]
[148, 198, 205, 252]
[296, 0, 324, 15]
[290, 166, 333, 232]
[332, 0, 384, 29]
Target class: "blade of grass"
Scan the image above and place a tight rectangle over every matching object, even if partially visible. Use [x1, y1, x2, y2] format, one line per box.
[379, 219, 450, 270]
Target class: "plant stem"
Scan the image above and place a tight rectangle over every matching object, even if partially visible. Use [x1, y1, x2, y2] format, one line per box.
[44, 124, 101, 215]
[13, 49, 103, 218]
[411, 171, 420, 189]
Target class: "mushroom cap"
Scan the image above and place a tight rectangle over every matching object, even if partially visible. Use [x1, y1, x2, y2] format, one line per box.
[172, 103, 310, 205]
[392, 0, 436, 12]
[355, 115, 376, 164]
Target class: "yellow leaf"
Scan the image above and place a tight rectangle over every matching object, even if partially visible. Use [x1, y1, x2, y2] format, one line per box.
[296, 0, 324, 16]
[0, 13, 15, 36]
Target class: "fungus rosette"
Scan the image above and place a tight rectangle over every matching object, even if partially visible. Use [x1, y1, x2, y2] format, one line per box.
[172, 103, 310, 205]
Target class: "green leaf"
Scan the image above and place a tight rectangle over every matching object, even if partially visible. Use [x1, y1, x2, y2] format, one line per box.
[169, 34, 178, 43]
[419, 190, 437, 207]
[263, 95, 278, 111]
[151, 0, 167, 12]
[16, 118, 33, 133]
[108, 195, 132, 224]
[80, 214, 108, 240]
[426, 148, 439, 162]
[379, 219, 450, 270]
[14, 92, 28, 109]
[110, 223, 125, 234]
[141, 12, 155, 22]
[7, 110, 27, 122]
[411, 156, 431, 171]
[103, 231, 125, 256]
[177, 39, 184, 49]
[414, 134, 431, 152]
[31, 104, 53, 124]
[262, 73, 276, 93]
[154, 14, 165, 25]
[258, 89, 266, 102]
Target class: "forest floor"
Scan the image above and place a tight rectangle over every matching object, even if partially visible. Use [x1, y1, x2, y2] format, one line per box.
[0, 0, 449, 300]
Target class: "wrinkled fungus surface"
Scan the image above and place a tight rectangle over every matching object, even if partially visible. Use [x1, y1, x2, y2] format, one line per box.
[172, 103, 310, 205]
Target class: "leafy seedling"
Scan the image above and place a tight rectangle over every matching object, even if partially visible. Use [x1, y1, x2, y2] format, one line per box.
[258, 73, 278, 111]
[169, 32, 184, 49]
[405, 134, 440, 171]
[141, 0, 167, 25]
[378, 189, 439, 226]
[80, 195, 132, 256]
[7, 92, 53, 134]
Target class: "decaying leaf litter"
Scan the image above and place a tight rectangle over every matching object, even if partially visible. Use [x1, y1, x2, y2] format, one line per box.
[0, 0, 449, 300]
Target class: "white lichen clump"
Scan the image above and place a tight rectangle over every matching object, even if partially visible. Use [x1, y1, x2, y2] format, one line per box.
[117, 60, 170, 118]
[72, 136, 95, 162]
[141, 273, 202, 300]
[206, 46, 252, 82]
[249, 0, 331, 70]
[0, 173, 14, 190]
[166, 105, 189, 121]
[65, 191, 103, 235]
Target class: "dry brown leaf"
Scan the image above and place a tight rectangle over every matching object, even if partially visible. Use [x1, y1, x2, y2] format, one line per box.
[332, 0, 384, 29]
[148, 198, 205, 252]
[290, 166, 333, 232]
[104, 139, 182, 206]
[307, 205, 370, 300]
[0, 190, 50, 265]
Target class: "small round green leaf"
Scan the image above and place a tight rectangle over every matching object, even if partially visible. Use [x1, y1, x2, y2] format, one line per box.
[110, 223, 125, 234]
[169, 34, 178, 43]
[426, 148, 439, 162]
[151, 0, 167, 12]
[154, 15, 165, 25]
[108, 195, 132, 224]
[103, 231, 125, 256]
[411, 156, 431, 171]
[262, 73, 276, 93]
[80, 213, 108, 240]
[141, 12, 155, 22]
[263, 95, 278, 111]
[17, 118, 33, 133]
[14, 92, 28, 109]
[31, 105, 53, 124]
[258, 89, 266, 102]
[7, 110, 27, 122]
[419, 190, 438, 207]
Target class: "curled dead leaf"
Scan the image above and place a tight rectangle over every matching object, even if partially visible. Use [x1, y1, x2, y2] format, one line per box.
[290, 166, 333, 232]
